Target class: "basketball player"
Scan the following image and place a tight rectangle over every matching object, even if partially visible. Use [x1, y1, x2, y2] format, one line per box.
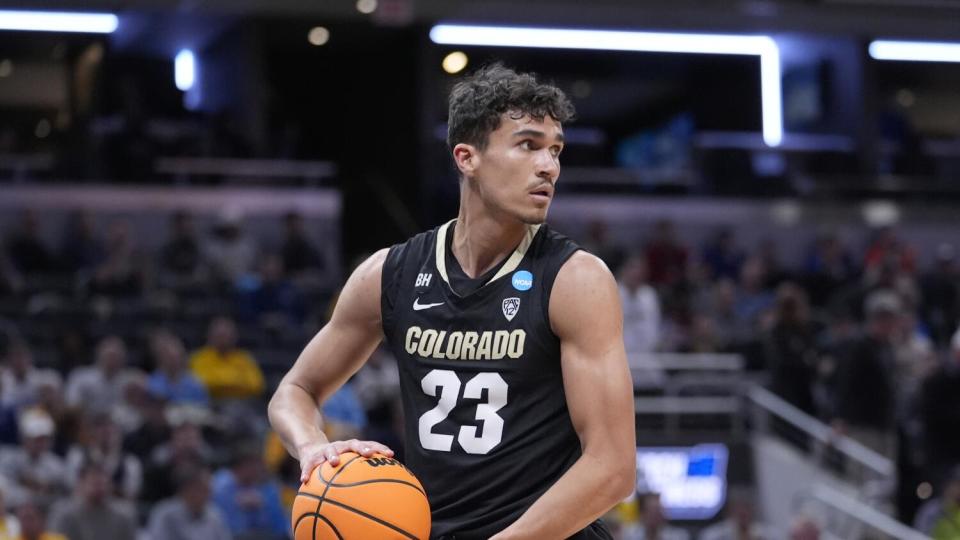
[269, 64, 636, 539]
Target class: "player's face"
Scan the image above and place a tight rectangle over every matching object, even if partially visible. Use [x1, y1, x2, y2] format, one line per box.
[471, 113, 564, 224]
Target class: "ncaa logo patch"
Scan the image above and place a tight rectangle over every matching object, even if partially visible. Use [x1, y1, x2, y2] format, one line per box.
[511, 270, 533, 291]
[502, 298, 520, 322]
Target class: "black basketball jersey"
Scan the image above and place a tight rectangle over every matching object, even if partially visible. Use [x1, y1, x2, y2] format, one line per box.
[381, 219, 607, 539]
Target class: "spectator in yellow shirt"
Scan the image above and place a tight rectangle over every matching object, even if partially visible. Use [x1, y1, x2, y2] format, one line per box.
[190, 317, 264, 400]
[16, 499, 66, 540]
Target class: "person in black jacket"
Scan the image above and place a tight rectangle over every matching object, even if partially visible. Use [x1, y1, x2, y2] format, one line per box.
[831, 290, 900, 481]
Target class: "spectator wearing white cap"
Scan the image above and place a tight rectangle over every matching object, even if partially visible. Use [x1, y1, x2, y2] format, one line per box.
[0, 408, 68, 508]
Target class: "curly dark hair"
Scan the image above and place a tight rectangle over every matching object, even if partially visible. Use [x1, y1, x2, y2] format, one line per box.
[446, 63, 575, 152]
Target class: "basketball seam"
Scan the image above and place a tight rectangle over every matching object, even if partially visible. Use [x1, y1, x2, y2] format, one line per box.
[294, 512, 344, 540]
[318, 477, 427, 497]
[321, 497, 421, 540]
[313, 454, 362, 540]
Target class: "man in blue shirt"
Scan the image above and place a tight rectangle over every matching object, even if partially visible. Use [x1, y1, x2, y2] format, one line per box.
[211, 446, 289, 540]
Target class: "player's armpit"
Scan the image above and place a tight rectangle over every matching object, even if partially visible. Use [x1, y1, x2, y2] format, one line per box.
[267, 248, 389, 459]
[494, 252, 635, 540]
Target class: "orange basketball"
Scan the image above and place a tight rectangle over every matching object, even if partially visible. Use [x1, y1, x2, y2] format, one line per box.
[292, 452, 431, 540]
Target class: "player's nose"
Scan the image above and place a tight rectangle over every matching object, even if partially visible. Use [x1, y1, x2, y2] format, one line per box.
[534, 149, 559, 181]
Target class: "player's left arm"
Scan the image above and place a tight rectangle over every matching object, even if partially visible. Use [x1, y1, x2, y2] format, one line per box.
[492, 251, 636, 540]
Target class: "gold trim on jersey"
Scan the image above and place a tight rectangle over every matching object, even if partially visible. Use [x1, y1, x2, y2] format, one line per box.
[435, 219, 541, 291]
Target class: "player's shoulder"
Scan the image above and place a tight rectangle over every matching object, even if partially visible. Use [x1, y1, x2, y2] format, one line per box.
[555, 250, 615, 288]
[384, 224, 444, 268]
[549, 250, 620, 336]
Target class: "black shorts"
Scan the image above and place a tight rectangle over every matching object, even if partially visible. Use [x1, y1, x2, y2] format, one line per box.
[434, 519, 611, 540]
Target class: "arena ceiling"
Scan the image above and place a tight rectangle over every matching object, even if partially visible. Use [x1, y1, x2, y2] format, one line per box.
[5, 0, 960, 39]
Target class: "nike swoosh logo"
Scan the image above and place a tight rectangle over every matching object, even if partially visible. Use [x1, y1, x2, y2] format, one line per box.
[413, 298, 444, 311]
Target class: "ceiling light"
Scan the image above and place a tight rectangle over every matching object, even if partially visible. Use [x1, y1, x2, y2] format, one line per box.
[0, 10, 118, 33]
[429, 24, 783, 147]
[442, 51, 468, 74]
[308, 26, 330, 46]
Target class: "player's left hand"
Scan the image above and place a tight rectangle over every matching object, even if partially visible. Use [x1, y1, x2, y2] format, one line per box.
[297, 439, 394, 483]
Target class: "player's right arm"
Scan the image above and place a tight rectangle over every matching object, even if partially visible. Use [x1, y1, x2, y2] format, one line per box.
[267, 248, 393, 482]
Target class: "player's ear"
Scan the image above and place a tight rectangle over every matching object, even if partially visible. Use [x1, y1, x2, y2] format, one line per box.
[453, 143, 479, 176]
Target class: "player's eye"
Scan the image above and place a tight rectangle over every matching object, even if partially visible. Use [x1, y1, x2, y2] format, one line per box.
[519, 140, 534, 150]
[550, 146, 563, 158]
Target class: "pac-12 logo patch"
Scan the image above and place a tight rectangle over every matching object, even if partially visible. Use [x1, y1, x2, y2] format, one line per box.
[511, 270, 533, 291]
[502, 297, 520, 321]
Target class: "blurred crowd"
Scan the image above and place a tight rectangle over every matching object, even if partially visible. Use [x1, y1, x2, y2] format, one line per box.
[3, 208, 960, 538]
[0, 207, 388, 540]
[604, 218, 960, 537]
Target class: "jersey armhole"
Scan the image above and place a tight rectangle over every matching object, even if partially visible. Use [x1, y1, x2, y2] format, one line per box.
[542, 247, 584, 338]
[380, 244, 404, 337]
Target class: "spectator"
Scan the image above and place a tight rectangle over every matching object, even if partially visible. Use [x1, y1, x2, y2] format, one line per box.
[0, 251, 23, 297]
[802, 233, 856, 308]
[918, 329, 960, 482]
[190, 317, 264, 401]
[148, 463, 232, 540]
[64, 336, 141, 413]
[32, 377, 75, 456]
[159, 210, 204, 286]
[142, 418, 212, 504]
[764, 284, 818, 416]
[733, 257, 775, 333]
[280, 211, 325, 278]
[14, 499, 64, 540]
[112, 372, 152, 435]
[148, 332, 209, 406]
[49, 460, 137, 540]
[700, 279, 744, 345]
[235, 254, 305, 327]
[788, 515, 820, 540]
[321, 383, 367, 442]
[58, 210, 104, 278]
[697, 490, 771, 540]
[122, 392, 170, 462]
[88, 219, 146, 297]
[4, 210, 57, 276]
[0, 408, 68, 507]
[623, 493, 690, 540]
[920, 243, 960, 347]
[211, 446, 288, 540]
[863, 227, 916, 278]
[831, 291, 900, 469]
[914, 465, 960, 537]
[204, 209, 257, 286]
[702, 228, 744, 282]
[1, 340, 62, 411]
[618, 255, 661, 354]
[0, 489, 20, 540]
[582, 219, 625, 273]
[644, 219, 687, 287]
[65, 412, 142, 501]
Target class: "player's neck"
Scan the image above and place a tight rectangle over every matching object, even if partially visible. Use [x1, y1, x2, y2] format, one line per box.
[452, 199, 527, 279]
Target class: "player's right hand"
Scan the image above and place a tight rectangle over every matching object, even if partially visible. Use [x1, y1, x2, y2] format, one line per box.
[297, 439, 395, 483]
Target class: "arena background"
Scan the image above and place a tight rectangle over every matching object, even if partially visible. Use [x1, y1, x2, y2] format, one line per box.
[1, 0, 960, 538]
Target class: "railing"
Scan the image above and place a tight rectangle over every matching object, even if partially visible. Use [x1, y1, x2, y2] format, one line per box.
[154, 157, 337, 184]
[629, 353, 929, 539]
[807, 484, 931, 540]
[747, 384, 894, 478]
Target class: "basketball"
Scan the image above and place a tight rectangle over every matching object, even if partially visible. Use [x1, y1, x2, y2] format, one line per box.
[292, 452, 431, 540]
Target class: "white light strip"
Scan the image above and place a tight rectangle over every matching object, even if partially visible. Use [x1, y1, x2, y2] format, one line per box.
[0, 10, 118, 33]
[869, 40, 960, 63]
[174, 49, 196, 92]
[430, 24, 783, 147]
